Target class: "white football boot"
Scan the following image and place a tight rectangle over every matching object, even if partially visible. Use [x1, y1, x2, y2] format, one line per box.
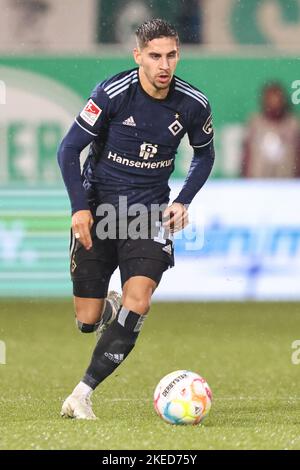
[61, 394, 97, 420]
[95, 290, 122, 341]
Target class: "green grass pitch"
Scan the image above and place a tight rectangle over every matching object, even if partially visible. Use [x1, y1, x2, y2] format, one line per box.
[0, 300, 300, 450]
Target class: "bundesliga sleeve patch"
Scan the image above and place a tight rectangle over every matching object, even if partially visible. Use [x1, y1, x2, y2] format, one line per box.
[80, 99, 102, 126]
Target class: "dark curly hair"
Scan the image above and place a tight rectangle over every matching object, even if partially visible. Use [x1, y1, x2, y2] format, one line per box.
[135, 18, 179, 49]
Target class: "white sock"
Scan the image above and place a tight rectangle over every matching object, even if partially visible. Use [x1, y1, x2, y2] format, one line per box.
[72, 381, 93, 398]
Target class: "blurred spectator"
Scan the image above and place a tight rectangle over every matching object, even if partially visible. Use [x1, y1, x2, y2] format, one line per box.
[12, 0, 50, 45]
[241, 82, 300, 178]
[176, 0, 202, 44]
[98, 0, 203, 45]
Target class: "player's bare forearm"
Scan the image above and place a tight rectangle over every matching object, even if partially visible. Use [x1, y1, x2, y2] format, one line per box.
[163, 202, 189, 233]
[72, 210, 94, 250]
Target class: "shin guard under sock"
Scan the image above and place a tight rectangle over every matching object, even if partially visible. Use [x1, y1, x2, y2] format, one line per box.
[82, 307, 146, 389]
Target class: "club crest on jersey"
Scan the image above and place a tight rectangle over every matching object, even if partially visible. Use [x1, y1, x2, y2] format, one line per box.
[139, 142, 158, 160]
[80, 99, 102, 126]
[168, 119, 183, 136]
[203, 114, 213, 135]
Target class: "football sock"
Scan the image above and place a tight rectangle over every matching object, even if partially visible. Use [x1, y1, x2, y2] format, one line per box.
[82, 307, 147, 390]
[76, 320, 100, 333]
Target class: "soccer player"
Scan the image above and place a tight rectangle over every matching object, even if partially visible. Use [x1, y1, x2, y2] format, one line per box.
[58, 18, 214, 419]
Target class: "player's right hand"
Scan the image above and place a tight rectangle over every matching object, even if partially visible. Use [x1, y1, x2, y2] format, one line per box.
[72, 210, 94, 250]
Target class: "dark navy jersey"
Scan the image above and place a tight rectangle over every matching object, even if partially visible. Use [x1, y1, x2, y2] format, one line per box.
[74, 67, 214, 209]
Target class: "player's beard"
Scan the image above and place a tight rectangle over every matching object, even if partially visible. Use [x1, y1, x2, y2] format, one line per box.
[140, 67, 172, 95]
[154, 82, 170, 90]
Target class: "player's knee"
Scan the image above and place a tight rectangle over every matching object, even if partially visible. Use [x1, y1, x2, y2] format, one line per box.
[74, 301, 104, 325]
[122, 295, 151, 315]
[76, 319, 99, 333]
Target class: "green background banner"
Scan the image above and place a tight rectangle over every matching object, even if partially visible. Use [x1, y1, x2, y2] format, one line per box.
[1, 56, 299, 183]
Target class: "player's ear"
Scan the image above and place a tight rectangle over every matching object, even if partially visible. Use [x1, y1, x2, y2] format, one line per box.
[133, 47, 141, 66]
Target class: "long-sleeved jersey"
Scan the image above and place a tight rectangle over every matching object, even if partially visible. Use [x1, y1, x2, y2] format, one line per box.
[58, 67, 214, 214]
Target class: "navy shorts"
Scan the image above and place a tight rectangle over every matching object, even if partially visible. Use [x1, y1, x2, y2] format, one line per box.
[69, 212, 174, 298]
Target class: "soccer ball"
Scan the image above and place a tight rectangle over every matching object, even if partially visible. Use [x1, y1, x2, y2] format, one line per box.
[153, 370, 212, 425]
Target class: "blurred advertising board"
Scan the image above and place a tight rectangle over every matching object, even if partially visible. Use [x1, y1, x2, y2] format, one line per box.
[0, 181, 299, 300]
[155, 180, 300, 300]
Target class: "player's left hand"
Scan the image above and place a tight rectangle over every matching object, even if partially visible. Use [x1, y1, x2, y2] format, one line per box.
[163, 202, 189, 233]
